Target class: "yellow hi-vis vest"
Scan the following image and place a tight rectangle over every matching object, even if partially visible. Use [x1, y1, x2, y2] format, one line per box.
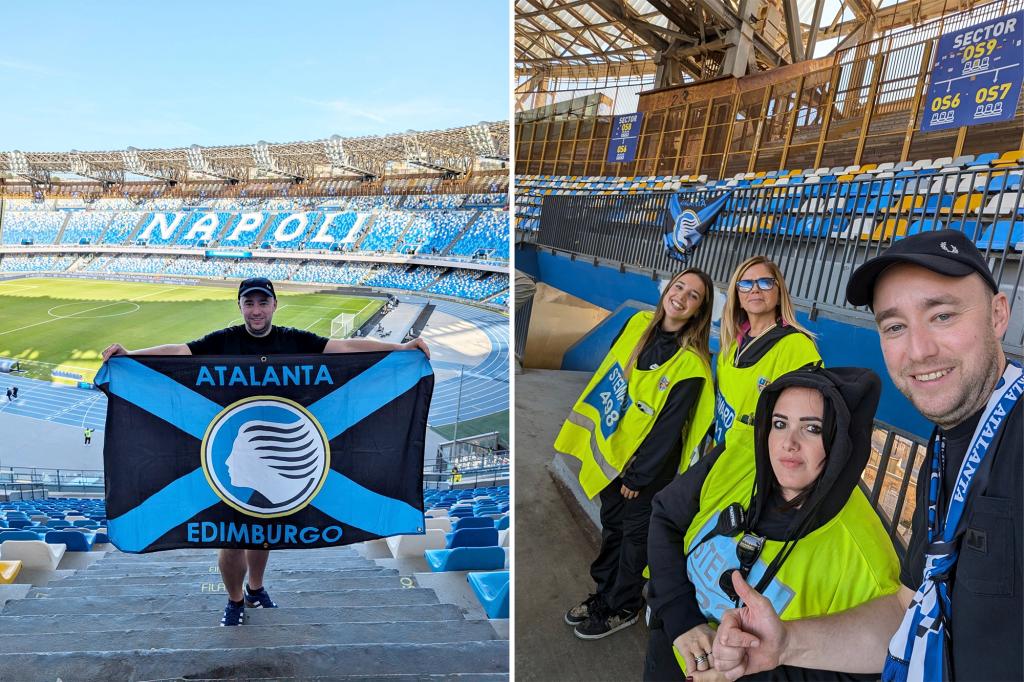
[714, 331, 820, 462]
[671, 444, 900, 673]
[554, 311, 715, 499]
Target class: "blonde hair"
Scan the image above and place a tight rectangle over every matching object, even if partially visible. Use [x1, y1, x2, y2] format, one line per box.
[720, 256, 815, 354]
[624, 268, 714, 378]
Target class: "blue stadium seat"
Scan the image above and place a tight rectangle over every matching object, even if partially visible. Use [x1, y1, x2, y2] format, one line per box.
[977, 220, 1024, 251]
[424, 546, 506, 572]
[494, 515, 510, 530]
[447, 527, 499, 548]
[452, 517, 495, 532]
[44, 530, 96, 551]
[0, 530, 45, 542]
[468, 571, 510, 619]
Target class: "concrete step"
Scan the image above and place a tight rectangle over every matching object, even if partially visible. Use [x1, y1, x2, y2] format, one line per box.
[0, 604, 469, 635]
[155, 671, 507, 675]
[98, 547, 360, 560]
[86, 557, 375, 572]
[28, 575, 408, 598]
[53, 567, 397, 586]
[0, 619, 502, 654]
[1, 588, 440, 616]
[0, 641, 509, 681]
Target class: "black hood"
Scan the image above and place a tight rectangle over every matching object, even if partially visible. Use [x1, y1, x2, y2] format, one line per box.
[747, 365, 881, 538]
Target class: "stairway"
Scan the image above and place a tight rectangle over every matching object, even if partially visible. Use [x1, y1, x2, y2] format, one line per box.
[0, 546, 508, 680]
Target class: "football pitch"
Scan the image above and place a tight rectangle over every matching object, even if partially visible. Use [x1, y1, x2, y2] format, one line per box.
[0, 277, 384, 383]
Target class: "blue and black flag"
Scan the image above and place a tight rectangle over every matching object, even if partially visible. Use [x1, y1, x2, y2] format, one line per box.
[96, 351, 433, 553]
[663, 193, 730, 262]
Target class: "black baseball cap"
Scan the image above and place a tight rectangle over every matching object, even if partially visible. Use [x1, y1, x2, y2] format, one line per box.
[846, 229, 998, 307]
[238, 277, 276, 299]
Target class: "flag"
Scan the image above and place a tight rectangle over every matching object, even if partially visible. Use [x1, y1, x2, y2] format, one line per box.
[95, 351, 433, 553]
[663, 193, 731, 262]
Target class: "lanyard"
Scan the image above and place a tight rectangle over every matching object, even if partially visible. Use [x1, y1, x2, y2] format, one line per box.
[926, 362, 1024, 550]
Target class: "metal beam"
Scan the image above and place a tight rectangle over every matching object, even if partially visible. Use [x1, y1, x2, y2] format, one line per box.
[781, 0, 805, 62]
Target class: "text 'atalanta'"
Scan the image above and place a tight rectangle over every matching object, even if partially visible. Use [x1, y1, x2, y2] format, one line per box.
[195, 364, 334, 387]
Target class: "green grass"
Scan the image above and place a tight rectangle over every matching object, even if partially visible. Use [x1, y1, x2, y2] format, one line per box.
[432, 409, 510, 448]
[0, 277, 383, 383]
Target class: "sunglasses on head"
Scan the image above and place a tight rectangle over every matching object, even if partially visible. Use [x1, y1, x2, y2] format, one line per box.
[736, 277, 777, 293]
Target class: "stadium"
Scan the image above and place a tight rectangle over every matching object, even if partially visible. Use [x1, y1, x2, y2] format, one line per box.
[0, 123, 511, 678]
[514, 0, 1022, 678]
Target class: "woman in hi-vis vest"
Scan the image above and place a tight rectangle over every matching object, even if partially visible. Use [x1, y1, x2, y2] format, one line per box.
[714, 257, 820, 464]
[645, 366, 900, 681]
[555, 269, 717, 641]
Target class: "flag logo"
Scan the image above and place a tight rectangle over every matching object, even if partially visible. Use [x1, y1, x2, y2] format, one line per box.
[202, 396, 330, 518]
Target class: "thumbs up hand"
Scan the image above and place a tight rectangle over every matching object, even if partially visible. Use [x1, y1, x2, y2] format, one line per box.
[712, 571, 788, 680]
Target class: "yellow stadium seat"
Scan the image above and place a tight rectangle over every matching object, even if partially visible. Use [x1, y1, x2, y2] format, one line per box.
[858, 163, 877, 173]
[943, 194, 984, 215]
[894, 195, 924, 212]
[866, 218, 908, 241]
[993, 150, 1024, 167]
[0, 560, 21, 584]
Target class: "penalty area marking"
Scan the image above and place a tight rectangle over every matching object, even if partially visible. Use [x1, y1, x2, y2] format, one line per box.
[0, 286, 179, 338]
[47, 302, 141, 319]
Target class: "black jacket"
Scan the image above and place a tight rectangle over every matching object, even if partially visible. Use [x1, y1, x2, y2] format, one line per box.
[647, 365, 884, 681]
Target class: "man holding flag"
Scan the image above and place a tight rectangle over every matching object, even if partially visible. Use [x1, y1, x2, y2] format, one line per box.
[102, 277, 430, 626]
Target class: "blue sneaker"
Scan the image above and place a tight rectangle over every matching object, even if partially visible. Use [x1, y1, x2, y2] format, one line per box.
[244, 584, 277, 609]
[220, 599, 245, 626]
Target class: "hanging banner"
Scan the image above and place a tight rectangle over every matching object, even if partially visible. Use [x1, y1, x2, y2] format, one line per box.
[921, 10, 1024, 132]
[607, 112, 644, 163]
[663, 193, 731, 263]
[96, 351, 432, 553]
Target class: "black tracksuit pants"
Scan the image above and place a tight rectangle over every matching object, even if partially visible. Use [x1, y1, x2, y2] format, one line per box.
[590, 474, 672, 613]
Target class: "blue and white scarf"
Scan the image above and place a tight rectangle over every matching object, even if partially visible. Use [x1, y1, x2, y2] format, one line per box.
[883, 362, 1024, 682]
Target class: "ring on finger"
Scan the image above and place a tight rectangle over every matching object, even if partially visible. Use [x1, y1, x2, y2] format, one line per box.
[695, 653, 709, 667]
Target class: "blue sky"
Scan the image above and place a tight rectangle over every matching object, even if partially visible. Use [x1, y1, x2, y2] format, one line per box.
[0, 1, 509, 151]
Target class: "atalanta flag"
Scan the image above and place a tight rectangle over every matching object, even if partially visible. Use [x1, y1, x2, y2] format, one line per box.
[663, 193, 730, 263]
[95, 351, 433, 553]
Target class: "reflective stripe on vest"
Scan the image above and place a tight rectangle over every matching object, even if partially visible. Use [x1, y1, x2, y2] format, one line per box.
[669, 444, 901, 674]
[554, 311, 714, 499]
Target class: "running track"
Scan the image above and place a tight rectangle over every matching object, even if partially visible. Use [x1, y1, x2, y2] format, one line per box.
[0, 297, 509, 432]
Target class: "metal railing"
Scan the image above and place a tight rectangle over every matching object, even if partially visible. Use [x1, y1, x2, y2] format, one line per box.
[0, 467, 105, 495]
[536, 171, 1023, 347]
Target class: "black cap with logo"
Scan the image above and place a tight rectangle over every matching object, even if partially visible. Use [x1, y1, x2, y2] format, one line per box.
[238, 277, 276, 299]
[846, 229, 998, 307]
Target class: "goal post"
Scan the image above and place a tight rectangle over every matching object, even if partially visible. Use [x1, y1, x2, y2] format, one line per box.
[330, 312, 357, 338]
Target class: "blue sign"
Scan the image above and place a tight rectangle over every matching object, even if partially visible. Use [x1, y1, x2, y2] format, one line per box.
[921, 10, 1024, 132]
[607, 112, 644, 163]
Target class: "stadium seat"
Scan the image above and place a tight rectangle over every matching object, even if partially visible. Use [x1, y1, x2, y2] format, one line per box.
[0, 530, 44, 542]
[468, 570, 510, 619]
[0, 560, 21, 584]
[0, 540, 65, 569]
[494, 515, 510, 530]
[425, 517, 452, 532]
[447, 527, 499, 548]
[385, 528, 447, 558]
[424, 546, 506, 572]
[452, 517, 495, 532]
[45, 530, 96, 551]
[977, 220, 1024, 251]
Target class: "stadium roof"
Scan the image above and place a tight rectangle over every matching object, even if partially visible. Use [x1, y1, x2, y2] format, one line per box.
[0, 121, 509, 186]
[515, 0, 979, 85]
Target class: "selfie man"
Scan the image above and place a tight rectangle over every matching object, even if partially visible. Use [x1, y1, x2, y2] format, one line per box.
[711, 231, 1021, 682]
